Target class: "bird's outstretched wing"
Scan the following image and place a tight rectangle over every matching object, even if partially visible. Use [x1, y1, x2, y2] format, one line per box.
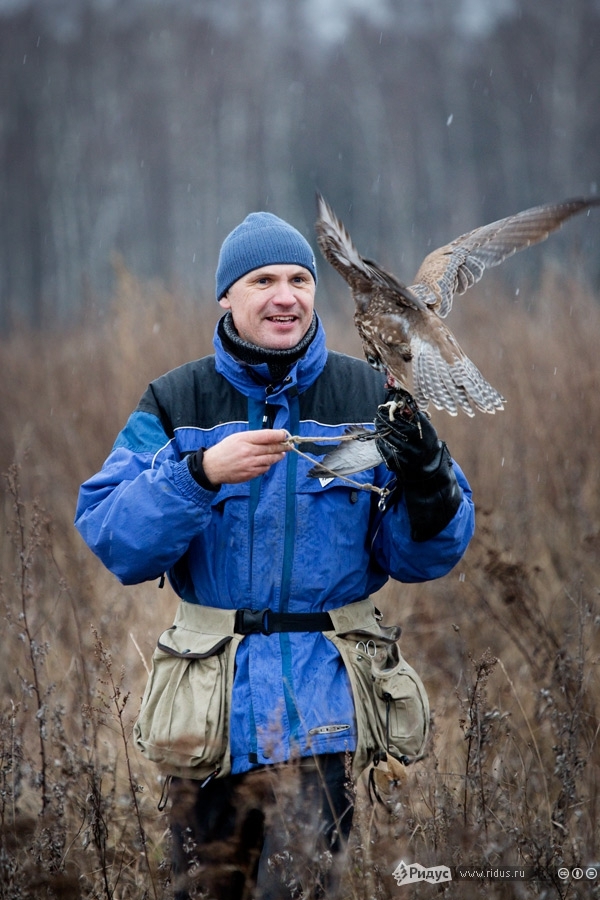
[315, 193, 425, 313]
[411, 198, 600, 318]
[314, 193, 598, 419]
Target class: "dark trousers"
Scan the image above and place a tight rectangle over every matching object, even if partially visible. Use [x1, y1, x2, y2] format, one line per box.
[169, 753, 354, 900]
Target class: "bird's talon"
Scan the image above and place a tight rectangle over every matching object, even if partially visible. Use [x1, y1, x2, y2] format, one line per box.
[378, 396, 408, 423]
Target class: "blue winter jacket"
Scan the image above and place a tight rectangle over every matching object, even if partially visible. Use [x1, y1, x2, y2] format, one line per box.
[75, 317, 474, 774]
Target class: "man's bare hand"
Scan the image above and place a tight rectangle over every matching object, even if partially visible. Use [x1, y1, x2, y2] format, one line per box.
[202, 429, 290, 485]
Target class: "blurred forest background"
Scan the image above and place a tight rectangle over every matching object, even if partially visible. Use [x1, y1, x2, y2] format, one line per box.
[1, 0, 600, 898]
[1, 0, 599, 330]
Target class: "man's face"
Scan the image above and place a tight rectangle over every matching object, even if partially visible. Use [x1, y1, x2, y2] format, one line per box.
[219, 264, 316, 350]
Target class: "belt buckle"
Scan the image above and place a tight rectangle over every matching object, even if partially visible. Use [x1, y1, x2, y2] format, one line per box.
[236, 607, 271, 635]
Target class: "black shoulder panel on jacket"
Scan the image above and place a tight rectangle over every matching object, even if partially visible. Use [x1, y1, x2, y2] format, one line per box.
[135, 351, 385, 437]
[299, 351, 387, 424]
[136, 356, 248, 437]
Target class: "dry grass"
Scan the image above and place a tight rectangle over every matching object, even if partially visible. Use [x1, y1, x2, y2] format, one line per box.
[0, 264, 599, 898]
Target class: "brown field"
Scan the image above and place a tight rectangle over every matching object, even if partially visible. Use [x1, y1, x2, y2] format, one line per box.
[1, 265, 599, 898]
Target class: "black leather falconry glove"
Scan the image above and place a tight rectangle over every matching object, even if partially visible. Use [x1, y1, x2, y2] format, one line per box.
[374, 390, 462, 542]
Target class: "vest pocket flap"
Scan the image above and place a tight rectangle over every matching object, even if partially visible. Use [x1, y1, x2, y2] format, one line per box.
[157, 626, 232, 659]
[335, 627, 400, 645]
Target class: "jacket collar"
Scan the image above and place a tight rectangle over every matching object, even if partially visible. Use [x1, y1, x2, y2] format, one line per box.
[213, 314, 328, 400]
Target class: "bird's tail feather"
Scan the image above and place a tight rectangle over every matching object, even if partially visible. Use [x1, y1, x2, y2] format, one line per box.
[413, 343, 505, 417]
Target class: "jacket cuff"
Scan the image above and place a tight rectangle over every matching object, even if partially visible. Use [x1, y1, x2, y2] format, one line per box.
[170, 456, 219, 509]
[187, 448, 220, 492]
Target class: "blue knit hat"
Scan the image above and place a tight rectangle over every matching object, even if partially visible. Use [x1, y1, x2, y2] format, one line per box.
[215, 212, 317, 300]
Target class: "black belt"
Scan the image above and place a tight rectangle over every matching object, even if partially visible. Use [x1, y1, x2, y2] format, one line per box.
[234, 607, 333, 636]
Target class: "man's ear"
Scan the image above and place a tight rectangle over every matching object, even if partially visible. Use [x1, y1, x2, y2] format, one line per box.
[218, 292, 231, 310]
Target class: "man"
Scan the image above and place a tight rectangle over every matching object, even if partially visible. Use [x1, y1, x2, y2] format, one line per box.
[75, 211, 475, 899]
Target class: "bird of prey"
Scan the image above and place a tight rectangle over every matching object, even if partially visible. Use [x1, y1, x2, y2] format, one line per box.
[315, 192, 600, 418]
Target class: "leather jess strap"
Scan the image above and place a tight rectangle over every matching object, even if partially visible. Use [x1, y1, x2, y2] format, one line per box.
[234, 607, 333, 636]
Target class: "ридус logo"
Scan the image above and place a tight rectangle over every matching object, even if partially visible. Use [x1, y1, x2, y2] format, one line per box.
[392, 860, 452, 886]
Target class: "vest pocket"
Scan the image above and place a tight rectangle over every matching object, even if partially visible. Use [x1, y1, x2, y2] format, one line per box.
[370, 644, 430, 761]
[134, 627, 236, 779]
[327, 607, 430, 775]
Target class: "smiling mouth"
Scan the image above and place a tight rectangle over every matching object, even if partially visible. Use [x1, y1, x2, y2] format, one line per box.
[267, 315, 297, 323]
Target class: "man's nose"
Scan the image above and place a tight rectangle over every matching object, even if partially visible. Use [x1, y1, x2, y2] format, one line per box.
[272, 281, 297, 303]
